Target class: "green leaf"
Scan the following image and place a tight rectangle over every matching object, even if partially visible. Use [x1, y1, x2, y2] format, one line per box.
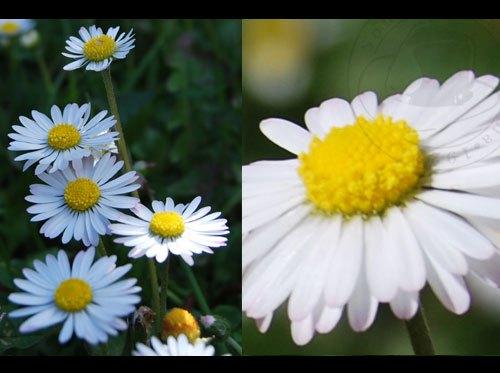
[0, 305, 47, 353]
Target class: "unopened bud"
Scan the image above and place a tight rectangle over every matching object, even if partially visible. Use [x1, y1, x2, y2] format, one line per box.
[200, 314, 231, 342]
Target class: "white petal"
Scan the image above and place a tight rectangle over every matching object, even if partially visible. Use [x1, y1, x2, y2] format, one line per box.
[389, 291, 419, 320]
[259, 118, 312, 155]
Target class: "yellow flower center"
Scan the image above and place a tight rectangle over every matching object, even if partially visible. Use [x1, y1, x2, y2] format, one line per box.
[47, 124, 81, 150]
[54, 278, 93, 312]
[162, 308, 201, 343]
[298, 115, 426, 217]
[64, 178, 101, 212]
[0, 22, 20, 35]
[149, 211, 185, 238]
[83, 34, 116, 62]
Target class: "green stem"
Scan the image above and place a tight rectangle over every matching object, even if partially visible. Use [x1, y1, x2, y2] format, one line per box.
[100, 67, 162, 338]
[404, 305, 435, 355]
[180, 261, 240, 356]
[101, 68, 135, 183]
[167, 289, 182, 305]
[160, 258, 170, 315]
[180, 261, 210, 314]
[147, 259, 161, 336]
[225, 336, 242, 356]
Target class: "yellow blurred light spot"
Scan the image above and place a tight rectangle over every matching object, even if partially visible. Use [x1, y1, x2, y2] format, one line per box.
[0, 22, 20, 35]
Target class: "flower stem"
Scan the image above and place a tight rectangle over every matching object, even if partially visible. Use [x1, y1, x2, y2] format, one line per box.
[100, 67, 161, 336]
[226, 336, 242, 356]
[147, 258, 161, 336]
[405, 305, 435, 355]
[180, 261, 242, 356]
[101, 68, 135, 184]
[160, 258, 170, 315]
[180, 261, 210, 314]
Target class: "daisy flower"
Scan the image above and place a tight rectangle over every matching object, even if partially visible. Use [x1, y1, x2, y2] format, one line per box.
[133, 335, 215, 356]
[9, 247, 141, 345]
[63, 25, 135, 72]
[109, 196, 229, 265]
[243, 70, 500, 345]
[26, 153, 140, 247]
[8, 103, 118, 175]
[0, 19, 34, 38]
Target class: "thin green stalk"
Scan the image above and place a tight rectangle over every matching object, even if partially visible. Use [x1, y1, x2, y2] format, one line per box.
[167, 289, 182, 305]
[225, 336, 242, 356]
[405, 305, 435, 355]
[101, 67, 161, 337]
[180, 261, 210, 314]
[101, 68, 135, 180]
[160, 258, 170, 315]
[147, 258, 161, 336]
[180, 261, 241, 356]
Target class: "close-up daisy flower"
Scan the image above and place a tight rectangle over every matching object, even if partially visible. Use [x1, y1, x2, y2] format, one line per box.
[132, 335, 215, 356]
[8, 103, 118, 175]
[62, 25, 135, 72]
[26, 153, 140, 247]
[243, 70, 500, 345]
[109, 196, 229, 265]
[9, 247, 141, 345]
[0, 19, 34, 38]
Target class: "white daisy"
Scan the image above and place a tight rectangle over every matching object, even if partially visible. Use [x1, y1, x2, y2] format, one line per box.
[0, 19, 34, 37]
[9, 247, 141, 345]
[8, 103, 118, 175]
[133, 335, 215, 356]
[243, 70, 500, 345]
[109, 196, 229, 265]
[26, 153, 140, 247]
[63, 25, 135, 72]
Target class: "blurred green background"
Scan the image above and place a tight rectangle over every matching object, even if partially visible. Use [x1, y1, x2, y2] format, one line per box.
[0, 19, 241, 355]
[243, 19, 500, 355]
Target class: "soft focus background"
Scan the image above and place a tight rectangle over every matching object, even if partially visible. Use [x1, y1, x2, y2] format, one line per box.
[243, 19, 500, 355]
[0, 19, 241, 355]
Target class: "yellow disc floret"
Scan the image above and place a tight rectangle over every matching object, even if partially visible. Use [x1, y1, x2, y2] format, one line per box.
[0, 22, 20, 35]
[83, 34, 116, 62]
[298, 114, 426, 217]
[64, 178, 101, 212]
[47, 124, 81, 151]
[162, 307, 201, 343]
[54, 278, 93, 312]
[149, 211, 185, 238]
